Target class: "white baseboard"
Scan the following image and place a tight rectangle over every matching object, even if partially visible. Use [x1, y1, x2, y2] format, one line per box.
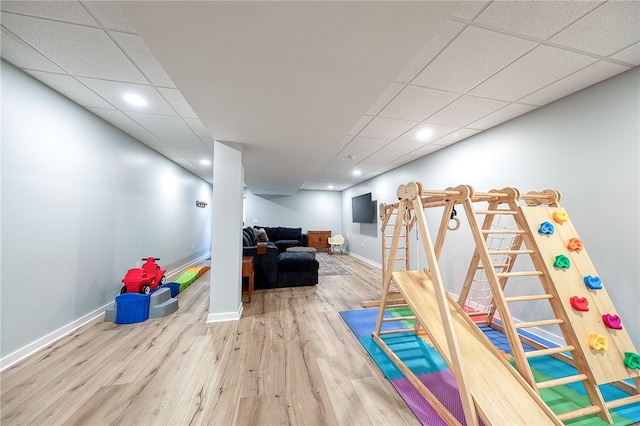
[1, 252, 211, 372]
[207, 303, 243, 323]
[0, 302, 110, 372]
[347, 252, 382, 270]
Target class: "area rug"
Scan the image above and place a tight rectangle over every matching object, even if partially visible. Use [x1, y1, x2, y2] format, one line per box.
[317, 252, 353, 276]
[340, 307, 640, 426]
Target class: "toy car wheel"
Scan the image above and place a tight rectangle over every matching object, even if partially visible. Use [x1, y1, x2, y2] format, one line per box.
[141, 285, 150, 295]
[160, 276, 166, 286]
[120, 286, 127, 294]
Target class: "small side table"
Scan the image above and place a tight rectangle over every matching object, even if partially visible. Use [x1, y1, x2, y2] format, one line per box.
[242, 256, 254, 303]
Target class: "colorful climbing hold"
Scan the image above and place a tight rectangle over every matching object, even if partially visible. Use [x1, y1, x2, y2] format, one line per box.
[567, 238, 583, 251]
[589, 333, 608, 351]
[584, 275, 602, 290]
[554, 254, 570, 269]
[553, 210, 569, 223]
[624, 352, 640, 369]
[570, 296, 589, 312]
[602, 313, 623, 330]
[538, 222, 555, 235]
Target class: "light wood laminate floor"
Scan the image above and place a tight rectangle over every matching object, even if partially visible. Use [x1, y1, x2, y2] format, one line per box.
[1, 255, 420, 425]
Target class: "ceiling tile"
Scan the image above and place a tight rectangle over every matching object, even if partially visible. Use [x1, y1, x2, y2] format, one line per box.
[353, 162, 387, 174]
[0, 2, 98, 26]
[80, 1, 137, 32]
[25, 70, 113, 108]
[610, 41, 640, 66]
[467, 103, 537, 130]
[153, 132, 204, 148]
[173, 146, 212, 159]
[550, 1, 640, 56]
[344, 137, 390, 153]
[412, 26, 537, 93]
[1, 28, 65, 73]
[347, 115, 374, 136]
[519, 60, 630, 107]
[125, 130, 165, 146]
[426, 95, 509, 127]
[363, 150, 403, 164]
[78, 77, 176, 115]
[365, 83, 405, 115]
[359, 116, 418, 140]
[396, 122, 457, 143]
[109, 31, 176, 88]
[379, 85, 460, 121]
[88, 107, 146, 131]
[430, 128, 482, 147]
[389, 154, 421, 166]
[452, 1, 491, 20]
[149, 145, 180, 157]
[1, 13, 147, 83]
[157, 87, 197, 118]
[183, 117, 213, 140]
[474, 1, 601, 40]
[372, 140, 425, 158]
[470, 44, 597, 102]
[124, 112, 194, 135]
[395, 20, 466, 84]
[409, 143, 448, 158]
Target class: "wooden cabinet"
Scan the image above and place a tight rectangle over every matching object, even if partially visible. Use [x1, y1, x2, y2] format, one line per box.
[307, 230, 331, 251]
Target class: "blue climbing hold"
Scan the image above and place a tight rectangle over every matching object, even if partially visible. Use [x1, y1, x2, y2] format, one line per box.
[584, 275, 602, 290]
[538, 222, 555, 235]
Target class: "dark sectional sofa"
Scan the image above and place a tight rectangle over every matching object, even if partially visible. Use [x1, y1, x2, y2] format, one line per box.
[242, 226, 316, 289]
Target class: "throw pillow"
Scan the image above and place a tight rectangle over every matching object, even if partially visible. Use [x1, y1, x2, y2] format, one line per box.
[255, 228, 269, 242]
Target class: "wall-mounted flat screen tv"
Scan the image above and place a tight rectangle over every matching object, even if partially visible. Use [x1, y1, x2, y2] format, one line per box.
[352, 192, 374, 223]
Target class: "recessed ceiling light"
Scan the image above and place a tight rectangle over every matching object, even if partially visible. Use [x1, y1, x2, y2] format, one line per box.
[328, 184, 334, 190]
[353, 169, 362, 176]
[123, 93, 146, 106]
[200, 159, 211, 166]
[416, 128, 433, 141]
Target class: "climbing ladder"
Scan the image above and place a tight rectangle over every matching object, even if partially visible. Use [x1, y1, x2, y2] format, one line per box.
[372, 182, 561, 425]
[362, 202, 414, 309]
[457, 187, 640, 423]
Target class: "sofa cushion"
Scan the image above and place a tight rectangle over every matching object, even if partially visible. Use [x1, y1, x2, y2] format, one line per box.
[243, 227, 257, 246]
[277, 252, 319, 273]
[261, 226, 280, 242]
[279, 227, 302, 241]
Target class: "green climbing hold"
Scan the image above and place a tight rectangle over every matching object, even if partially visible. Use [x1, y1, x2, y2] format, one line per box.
[553, 254, 570, 269]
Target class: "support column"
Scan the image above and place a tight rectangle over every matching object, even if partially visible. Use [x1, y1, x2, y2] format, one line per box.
[207, 141, 244, 323]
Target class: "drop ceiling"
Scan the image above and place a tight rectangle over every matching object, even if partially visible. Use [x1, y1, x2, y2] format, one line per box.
[2, 1, 638, 195]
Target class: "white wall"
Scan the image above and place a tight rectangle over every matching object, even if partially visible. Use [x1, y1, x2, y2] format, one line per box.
[1, 61, 212, 360]
[244, 189, 342, 236]
[342, 67, 640, 348]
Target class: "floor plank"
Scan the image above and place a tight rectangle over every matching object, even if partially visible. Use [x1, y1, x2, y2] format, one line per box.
[1, 255, 419, 425]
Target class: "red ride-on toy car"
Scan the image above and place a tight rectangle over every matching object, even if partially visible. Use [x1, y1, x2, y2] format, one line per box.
[120, 257, 167, 295]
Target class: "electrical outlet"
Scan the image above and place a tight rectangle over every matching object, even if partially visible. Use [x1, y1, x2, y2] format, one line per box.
[361, 243, 364, 248]
[191, 244, 195, 250]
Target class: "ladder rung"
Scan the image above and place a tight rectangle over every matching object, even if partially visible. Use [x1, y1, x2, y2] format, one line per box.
[496, 270, 543, 278]
[385, 234, 406, 238]
[378, 328, 415, 335]
[557, 405, 602, 421]
[382, 316, 415, 322]
[385, 246, 406, 249]
[605, 393, 640, 409]
[481, 229, 525, 234]
[537, 374, 587, 389]
[487, 249, 534, 255]
[475, 209, 518, 215]
[505, 294, 553, 302]
[477, 263, 510, 269]
[525, 345, 575, 358]
[515, 318, 564, 329]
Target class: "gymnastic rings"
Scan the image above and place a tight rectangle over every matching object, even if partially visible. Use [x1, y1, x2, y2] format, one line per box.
[447, 205, 460, 231]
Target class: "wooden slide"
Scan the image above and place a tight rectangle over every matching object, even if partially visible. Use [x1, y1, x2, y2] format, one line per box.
[392, 269, 562, 425]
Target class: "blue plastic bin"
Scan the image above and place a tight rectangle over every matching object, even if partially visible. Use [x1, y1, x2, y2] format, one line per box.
[115, 293, 150, 324]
